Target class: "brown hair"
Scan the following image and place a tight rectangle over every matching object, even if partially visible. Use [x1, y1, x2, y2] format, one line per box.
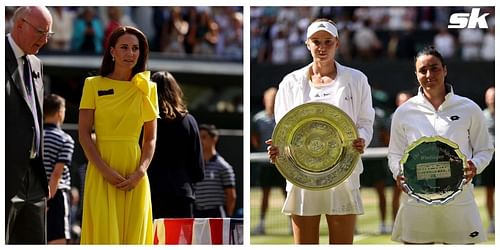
[99, 26, 149, 78]
[43, 93, 65, 118]
[199, 124, 219, 138]
[151, 71, 188, 121]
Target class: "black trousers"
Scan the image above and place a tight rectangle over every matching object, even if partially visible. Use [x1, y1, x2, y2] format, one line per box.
[47, 189, 70, 242]
[194, 205, 226, 218]
[6, 166, 47, 244]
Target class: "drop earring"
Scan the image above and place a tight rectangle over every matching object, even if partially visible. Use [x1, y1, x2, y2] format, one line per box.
[112, 56, 115, 61]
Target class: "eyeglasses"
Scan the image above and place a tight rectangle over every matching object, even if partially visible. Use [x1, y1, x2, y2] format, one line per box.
[22, 18, 55, 38]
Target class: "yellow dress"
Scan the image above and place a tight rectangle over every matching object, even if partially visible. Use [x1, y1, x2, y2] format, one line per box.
[79, 71, 159, 244]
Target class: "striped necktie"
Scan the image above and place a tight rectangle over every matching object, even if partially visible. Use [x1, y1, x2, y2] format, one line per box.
[22, 55, 41, 158]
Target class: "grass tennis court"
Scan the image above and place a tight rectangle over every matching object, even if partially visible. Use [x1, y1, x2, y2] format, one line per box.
[250, 186, 495, 244]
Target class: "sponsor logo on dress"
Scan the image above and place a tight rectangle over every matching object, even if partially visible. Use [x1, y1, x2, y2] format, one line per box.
[469, 231, 479, 237]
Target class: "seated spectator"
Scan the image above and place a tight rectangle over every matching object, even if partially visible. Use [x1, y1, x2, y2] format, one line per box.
[458, 28, 484, 61]
[71, 7, 104, 54]
[219, 11, 243, 60]
[481, 26, 494, 61]
[192, 10, 219, 55]
[184, 7, 199, 54]
[48, 7, 75, 51]
[433, 26, 456, 58]
[161, 7, 188, 55]
[104, 7, 136, 49]
[271, 28, 289, 64]
[353, 19, 382, 59]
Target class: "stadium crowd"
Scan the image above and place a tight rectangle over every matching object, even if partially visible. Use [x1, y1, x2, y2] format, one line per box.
[5, 6, 243, 60]
[250, 6, 494, 63]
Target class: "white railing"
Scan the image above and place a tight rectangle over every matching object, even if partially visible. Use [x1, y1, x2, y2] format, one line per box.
[250, 147, 388, 163]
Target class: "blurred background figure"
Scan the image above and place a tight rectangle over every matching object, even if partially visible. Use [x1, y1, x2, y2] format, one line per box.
[387, 90, 414, 130]
[385, 90, 413, 230]
[433, 26, 455, 59]
[5, 7, 16, 34]
[183, 7, 218, 56]
[159, 7, 188, 55]
[194, 124, 237, 218]
[479, 86, 495, 233]
[251, 87, 286, 235]
[217, 9, 243, 60]
[48, 7, 75, 51]
[458, 25, 483, 61]
[361, 85, 390, 234]
[481, 26, 495, 61]
[71, 7, 104, 54]
[353, 19, 382, 60]
[131, 7, 155, 48]
[270, 28, 289, 64]
[192, 8, 219, 55]
[103, 7, 136, 49]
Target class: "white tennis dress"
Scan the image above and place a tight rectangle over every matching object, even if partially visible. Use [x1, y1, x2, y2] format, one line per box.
[274, 62, 375, 216]
[388, 86, 494, 243]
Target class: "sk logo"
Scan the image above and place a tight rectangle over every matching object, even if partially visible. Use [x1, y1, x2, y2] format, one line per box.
[448, 8, 490, 29]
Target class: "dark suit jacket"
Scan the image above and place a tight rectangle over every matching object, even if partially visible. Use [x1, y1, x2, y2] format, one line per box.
[148, 113, 204, 201]
[5, 36, 49, 211]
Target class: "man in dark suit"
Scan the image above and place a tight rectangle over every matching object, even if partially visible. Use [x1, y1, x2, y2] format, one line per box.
[5, 6, 53, 244]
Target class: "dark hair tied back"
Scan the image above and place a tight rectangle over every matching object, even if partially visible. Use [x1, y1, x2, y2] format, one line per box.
[414, 45, 446, 67]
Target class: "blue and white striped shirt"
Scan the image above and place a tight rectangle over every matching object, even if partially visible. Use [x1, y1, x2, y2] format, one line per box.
[43, 124, 74, 190]
[194, 154, 236, 209]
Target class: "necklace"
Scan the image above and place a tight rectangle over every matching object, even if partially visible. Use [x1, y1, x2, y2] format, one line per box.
[309, 67, 336, 86]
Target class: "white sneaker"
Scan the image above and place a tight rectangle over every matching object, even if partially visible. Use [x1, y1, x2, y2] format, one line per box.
[380, 223, 391, 234]
[252, 224, 266, 235]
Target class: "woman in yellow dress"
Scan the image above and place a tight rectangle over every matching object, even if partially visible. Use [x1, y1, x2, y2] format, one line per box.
[78, 26, 158, 244]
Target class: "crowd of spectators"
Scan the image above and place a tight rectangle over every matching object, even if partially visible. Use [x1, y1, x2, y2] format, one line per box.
[250, 6, 495, 64]
[5, 6, 243, 60]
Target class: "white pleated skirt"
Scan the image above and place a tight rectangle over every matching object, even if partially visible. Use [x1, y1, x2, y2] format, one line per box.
[391, 184, 486, 244]
[282, 181, 363, 216]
